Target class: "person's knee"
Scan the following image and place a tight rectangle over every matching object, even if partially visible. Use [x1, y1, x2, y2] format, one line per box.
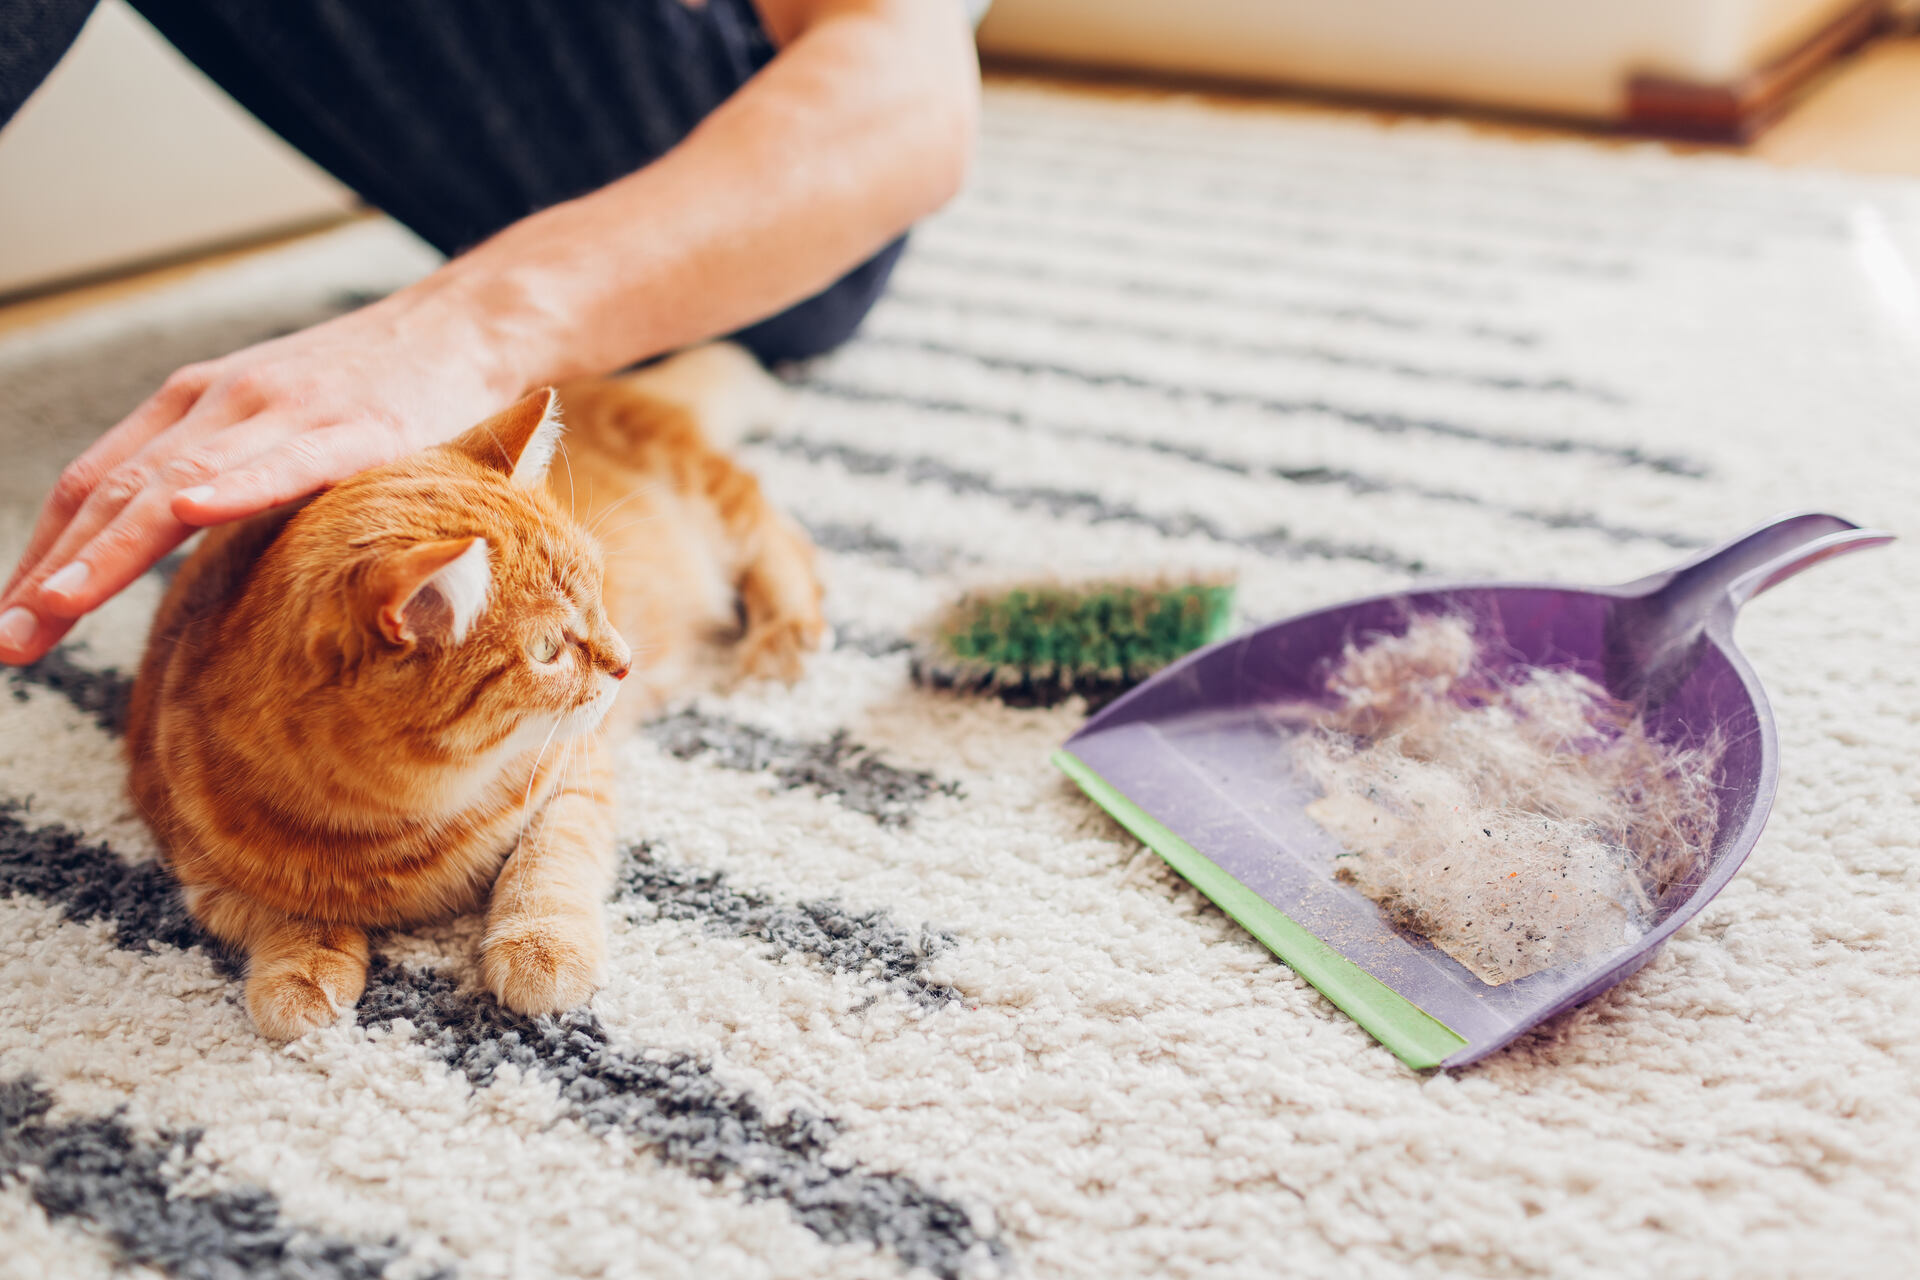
[732, 235, 908, 365]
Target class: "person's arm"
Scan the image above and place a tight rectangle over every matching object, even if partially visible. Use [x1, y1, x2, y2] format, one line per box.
[0, 0, 978, 665]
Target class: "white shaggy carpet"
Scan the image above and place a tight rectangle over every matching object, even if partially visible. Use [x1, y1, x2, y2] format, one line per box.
[4, 83, 1920, 1279]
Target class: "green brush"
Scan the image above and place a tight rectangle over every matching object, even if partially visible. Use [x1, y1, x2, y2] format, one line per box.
[911, 575, 1238, 708]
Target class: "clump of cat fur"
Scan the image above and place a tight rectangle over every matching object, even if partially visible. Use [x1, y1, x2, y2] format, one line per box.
[1300, 614, 1722, 986]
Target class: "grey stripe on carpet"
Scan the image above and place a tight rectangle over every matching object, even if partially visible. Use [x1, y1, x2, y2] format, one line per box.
[0, 802, 960, 1014]
[902, 244, 1543, 346]
[830, 622, 915, 659]
[875, 285, 1624, 403]
[4, 644, 130, 734]
[788, 382, 1705, 550]
[645, 708, 962, 828]
[0, 803, 229, 972]
[802, 518, 976, 575]
[749, 434, 1434, 574]
[7, 643, 961, 829]
[620, 842, 961, 1008]
[965, 172, 1761, 262]
[960, 185, 1649, 276]
[0, 1078, 434, 1280]
[973, 117, 1848, 233]
[972, 124, 1843, 240]
[0, 804, 1003, 1276]
[355, 962, 1003, 1277]
[932, 210, 1536, 301]
[842, 333, 1708, 476]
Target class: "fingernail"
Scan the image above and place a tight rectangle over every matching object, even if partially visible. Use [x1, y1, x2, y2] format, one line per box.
[177, 485, 215, 505]
[0, 606, 35, 652]
[42, 561, 90, 598]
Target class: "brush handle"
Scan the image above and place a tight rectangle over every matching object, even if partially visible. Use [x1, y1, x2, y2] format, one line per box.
[1604, 512, 1894, 704]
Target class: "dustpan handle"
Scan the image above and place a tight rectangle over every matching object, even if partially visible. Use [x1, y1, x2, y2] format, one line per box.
[1625, 511, 1892, 621]
[1725, 524, 1896, 609]
[1604, 512, 1892, 705]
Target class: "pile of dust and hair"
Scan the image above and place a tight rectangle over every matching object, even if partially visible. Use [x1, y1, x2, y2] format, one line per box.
[1297, 614, 1722, 986]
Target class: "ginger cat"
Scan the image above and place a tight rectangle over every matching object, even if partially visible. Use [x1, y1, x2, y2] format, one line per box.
[126, 344, 825, 1039]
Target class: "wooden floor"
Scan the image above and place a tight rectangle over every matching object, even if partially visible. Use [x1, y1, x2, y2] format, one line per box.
[7, 34, 1920, 339]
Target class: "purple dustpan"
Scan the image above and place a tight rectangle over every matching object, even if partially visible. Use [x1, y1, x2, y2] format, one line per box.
[1054, 513, 1892, 1069]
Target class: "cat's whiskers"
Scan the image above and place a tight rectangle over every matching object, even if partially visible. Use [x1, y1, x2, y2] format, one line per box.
[517, 715, 566, 830]
[580, 494, 647, 542]
[583, 480, 669, 540]
[557, 441, 580, 529]
[499, 718, 574, 916]
[550, 478, 660, 581]
[507, 729, 590, 917]
[579, 513, 667, 547]
[552, 506, 667, 591]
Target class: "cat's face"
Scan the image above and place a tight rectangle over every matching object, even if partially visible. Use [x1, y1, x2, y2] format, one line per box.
[272, 390, 633, 765]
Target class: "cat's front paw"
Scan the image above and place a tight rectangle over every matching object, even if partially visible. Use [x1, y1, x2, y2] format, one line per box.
[481, 912, 606, 1016]
[736, 615, 825, 685]
[246, 945, 367, 1040]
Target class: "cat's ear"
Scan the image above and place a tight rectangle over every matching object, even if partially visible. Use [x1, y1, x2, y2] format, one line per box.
[450, 388, 563, 487]
[370, 537, 491, 647]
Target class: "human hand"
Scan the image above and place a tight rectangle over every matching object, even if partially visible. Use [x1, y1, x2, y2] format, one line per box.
[0, 285, 530, 665]
[0, 0, 977, 671]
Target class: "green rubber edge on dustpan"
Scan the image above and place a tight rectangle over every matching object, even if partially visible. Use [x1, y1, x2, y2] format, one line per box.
[1051, 748, 1468, 1070]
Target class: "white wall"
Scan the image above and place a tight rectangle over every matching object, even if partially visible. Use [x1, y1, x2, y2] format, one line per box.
[0, 1, 356, 298]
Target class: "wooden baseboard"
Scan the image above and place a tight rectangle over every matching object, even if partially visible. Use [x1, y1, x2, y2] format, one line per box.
[1626, 0, 1888, 141]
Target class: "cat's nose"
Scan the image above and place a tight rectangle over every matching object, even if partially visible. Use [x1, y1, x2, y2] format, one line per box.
[597, 625, 633, 681]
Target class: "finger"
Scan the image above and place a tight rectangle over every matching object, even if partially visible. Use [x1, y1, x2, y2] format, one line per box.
[0, 402, 283, 621]
[2, 367, 209, 599]
[4, 411, 326, 645]
[0, 601, 81, 667]
[26, 489, 193, 621]
[172, 421, 406, 525]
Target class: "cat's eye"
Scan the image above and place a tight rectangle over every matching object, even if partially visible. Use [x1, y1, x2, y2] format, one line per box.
[529, 633, 562, 663]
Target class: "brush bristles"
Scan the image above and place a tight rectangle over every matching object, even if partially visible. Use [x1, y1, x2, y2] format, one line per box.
[913, 576, 1236, 708]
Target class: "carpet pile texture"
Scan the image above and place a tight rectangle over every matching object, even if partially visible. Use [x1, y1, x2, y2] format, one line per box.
[3, 84, 1919, 1278]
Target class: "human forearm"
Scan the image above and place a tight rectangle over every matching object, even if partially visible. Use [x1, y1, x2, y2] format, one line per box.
[424, 0, 980, 388]
[0, 0, 977, 664]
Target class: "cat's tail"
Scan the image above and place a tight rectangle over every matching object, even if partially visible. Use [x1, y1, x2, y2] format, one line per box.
[602, 342, 788, 451]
